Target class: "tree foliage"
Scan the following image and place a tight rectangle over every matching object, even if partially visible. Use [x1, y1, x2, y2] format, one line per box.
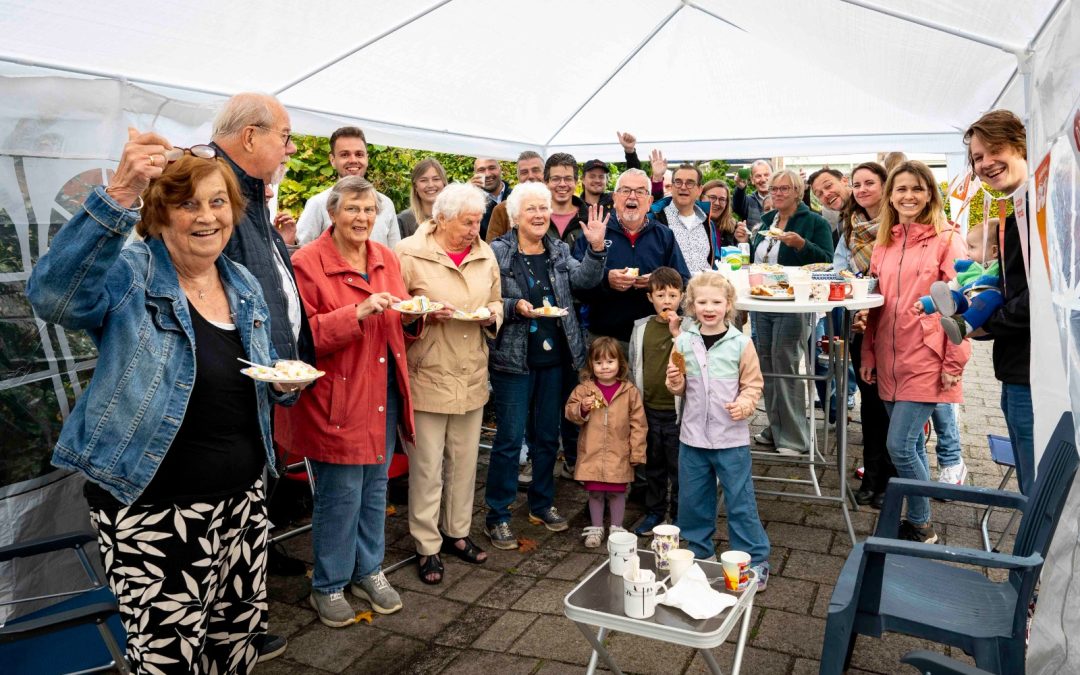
[939, 181, 1014, 224]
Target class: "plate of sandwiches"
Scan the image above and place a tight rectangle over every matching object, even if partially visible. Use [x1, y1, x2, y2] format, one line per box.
[391, 295, 444, 315]
[532, 298, 569, 318]
[749, 284, 795, 300]
[452, 306, 492, 322]
[241, 359, 326, 385]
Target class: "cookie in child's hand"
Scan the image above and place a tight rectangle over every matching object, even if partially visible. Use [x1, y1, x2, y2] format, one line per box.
[670, 351, 686, 375]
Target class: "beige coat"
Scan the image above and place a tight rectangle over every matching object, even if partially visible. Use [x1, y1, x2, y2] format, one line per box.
[565, 380, 647, 484]
[395, 220, 503, 414]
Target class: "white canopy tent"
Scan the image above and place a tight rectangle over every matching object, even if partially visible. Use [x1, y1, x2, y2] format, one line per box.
[2, 1, 1080, 672]
[0, 0, 1063, 159]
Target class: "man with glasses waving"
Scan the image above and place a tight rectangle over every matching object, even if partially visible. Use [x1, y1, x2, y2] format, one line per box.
[210, 92, 315, 664]
[295, 126, 400, 249]
[650, 162, 716, 273]
[572, 168, 689, 351]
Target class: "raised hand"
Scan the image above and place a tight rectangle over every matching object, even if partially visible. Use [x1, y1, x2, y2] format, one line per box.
[616, 131, 637, 154]
[582, 203, 610, 251]
[649, 149, 667, 182]
[107, 127, 174, 208]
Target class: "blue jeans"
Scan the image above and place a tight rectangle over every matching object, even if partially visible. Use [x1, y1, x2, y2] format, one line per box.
[813, 315, 857, 413]
[486, 366, 562, 526]
[1001, 384, 1035, 496]
[882, 401, 935, 526]
[677, 443, 770, 564]
[918, 403, 962, 468]
[309, 386, 400, 594]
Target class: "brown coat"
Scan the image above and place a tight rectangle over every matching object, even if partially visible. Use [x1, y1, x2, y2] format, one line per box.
[483, 202, 511, 243]
[565, 380, 647, 484]
[395, 220, 503, 414]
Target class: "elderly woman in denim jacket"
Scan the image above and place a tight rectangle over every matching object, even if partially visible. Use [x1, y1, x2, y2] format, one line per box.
[483, 183, 608, 549]
[27, 132, 300, 674]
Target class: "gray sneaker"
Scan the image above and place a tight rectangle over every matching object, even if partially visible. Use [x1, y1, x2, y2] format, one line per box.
[309, 591, 357, 628]
[486, 521, 519, 550]
[350, 570, 402, 614]
[528, 506, 569, 532]
[517, 460, 533, 488]
[556, 459, 576, 479]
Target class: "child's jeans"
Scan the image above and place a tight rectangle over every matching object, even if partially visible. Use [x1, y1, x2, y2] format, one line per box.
[677, 443, 770, 564]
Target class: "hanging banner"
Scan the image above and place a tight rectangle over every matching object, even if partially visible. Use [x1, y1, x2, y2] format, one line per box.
[947, 170, 977, 221]
[1010, 188, 1031, 278]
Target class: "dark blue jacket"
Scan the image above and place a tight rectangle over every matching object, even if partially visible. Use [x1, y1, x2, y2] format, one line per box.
[214, 144, 315, 366]
[572, 215, 690, 342]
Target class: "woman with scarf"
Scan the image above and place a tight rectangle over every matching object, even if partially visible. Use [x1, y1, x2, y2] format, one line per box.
[835, 162, 896, 507]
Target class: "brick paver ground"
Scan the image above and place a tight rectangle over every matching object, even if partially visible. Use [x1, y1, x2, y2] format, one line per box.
[257, 341, 1016, 674]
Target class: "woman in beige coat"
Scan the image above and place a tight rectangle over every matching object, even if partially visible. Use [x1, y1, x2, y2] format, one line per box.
[395, 183, 503, 584]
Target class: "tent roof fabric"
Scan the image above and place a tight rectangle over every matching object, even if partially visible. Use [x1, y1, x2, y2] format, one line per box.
[0, 0, 1063, 158]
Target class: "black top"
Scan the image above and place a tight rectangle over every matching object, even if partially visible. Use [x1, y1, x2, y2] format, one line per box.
[982, 210, 1029, 384]
[521, 251, 566, 368]
[85, 303, 264, 509]
[701, 331, 723, 351]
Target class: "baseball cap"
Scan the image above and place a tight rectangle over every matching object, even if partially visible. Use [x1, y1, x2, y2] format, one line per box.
[583, 159, 609, 173]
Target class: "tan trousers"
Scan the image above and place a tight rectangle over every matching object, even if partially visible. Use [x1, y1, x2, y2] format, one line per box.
[409, 407, 484, 555]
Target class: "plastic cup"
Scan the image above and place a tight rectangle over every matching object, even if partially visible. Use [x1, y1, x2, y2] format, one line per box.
[720, 550, 751, 591]
[666, 549, 695, 585]
[793, 282, 811, 303]
[851, 278, 870, 300]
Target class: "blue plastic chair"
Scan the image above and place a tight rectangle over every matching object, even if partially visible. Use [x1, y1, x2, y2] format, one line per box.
[819, 412, 1077, 675]
[901, 650, 996, 674]
[980, 434, 1018, 552]
[0, 531, 129, 674]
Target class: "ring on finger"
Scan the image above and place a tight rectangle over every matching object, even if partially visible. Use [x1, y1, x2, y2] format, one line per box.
[149, 154, 158, 167]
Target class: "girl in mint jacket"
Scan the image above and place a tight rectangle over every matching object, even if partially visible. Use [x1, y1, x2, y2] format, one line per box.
[665, 273, 770, 589]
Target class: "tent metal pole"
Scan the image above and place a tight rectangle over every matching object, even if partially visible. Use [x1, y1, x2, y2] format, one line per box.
[0, 53, 234, 98]
[542, 3, 684, 147]
[835, 0, 1026, 54]
[271, 0, 454, 95]
[682, 1, 746, 32]
[989, 0, 1067, 111]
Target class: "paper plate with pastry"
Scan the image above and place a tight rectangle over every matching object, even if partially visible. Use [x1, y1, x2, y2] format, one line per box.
[531, 298, 569, 318]
[391, 295, 444, 314]
[749, 284, 794, 300]
[748, 263, 784, 274]
[241, 359, 326, 385]
[764, 226, 786, 239]
[801, 262, 834, 272]
[452, 306, 492, 322]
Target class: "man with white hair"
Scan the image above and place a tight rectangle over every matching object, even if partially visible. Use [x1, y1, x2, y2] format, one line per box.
[209, 91, 313, 664]
[295, 126, 399, 249]
[733, 159, 773, 230]
[572, 168, 689, 347]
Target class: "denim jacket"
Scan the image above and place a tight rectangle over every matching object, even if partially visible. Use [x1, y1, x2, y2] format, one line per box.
[488, 230, 606, 373]
[26, 187, 296, 505]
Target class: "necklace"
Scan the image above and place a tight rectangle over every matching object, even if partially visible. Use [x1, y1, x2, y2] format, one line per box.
[519, 247, 551, 294]
[179, 274, 217, 300]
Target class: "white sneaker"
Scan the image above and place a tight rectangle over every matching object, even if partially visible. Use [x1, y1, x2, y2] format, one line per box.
[518, 460, 533, 487]
[938, 460, 968, 486]
[582, 526, 604, 548]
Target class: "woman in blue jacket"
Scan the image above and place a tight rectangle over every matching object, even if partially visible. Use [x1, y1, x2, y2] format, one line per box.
[484, 183, 607, 548]
[27, 132, 299, 674]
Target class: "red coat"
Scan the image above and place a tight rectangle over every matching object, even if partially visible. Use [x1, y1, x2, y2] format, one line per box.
[862, 222, 971, 404]
[275, 229, 416, 465]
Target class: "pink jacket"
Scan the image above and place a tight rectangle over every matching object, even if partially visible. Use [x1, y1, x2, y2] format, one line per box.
[862, 222, 971, 404]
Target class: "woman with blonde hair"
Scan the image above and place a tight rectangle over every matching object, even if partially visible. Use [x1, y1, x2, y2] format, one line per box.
[860, 160, 970, 544]
[397, 157, 448, 239]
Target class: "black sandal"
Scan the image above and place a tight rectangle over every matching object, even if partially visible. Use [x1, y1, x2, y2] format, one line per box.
[440, 534, 488, 565]
[417, 553, 444, 585]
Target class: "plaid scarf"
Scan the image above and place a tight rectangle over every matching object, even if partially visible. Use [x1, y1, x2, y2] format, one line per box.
[848, 212, 880, 274]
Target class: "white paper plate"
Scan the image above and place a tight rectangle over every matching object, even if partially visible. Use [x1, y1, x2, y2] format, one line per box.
[241, 367, 325, 385]
[452, 309, 491, 322]
[531, 307, 569, 318]
[391, 300, 444, 315]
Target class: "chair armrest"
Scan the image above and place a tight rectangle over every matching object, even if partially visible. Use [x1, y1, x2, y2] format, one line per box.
[901, 649, 996, 675]
[0, 532, 96, 564]
[877, 479, 1027, 537]
[0, 600, 118, 642]
[863, 536, 1042, 570]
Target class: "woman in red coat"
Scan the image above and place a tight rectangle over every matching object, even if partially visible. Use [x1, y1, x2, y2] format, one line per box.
[860, 161, 970, 545]
[276, 176, 417, 628]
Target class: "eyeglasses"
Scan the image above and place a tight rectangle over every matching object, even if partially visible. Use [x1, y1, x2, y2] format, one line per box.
[614, 187, 649, 197]
[163, 145, 217, 162]
[672, 179, 698, 188]
[769, 185, 794, 195]
[254, 125, 293, 147]
[703, 194, 728, 203]
[547, 176, 577, 185]
[341, 205, 378, 216]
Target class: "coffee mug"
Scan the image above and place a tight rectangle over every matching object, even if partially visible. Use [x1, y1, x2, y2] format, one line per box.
[810, 281, 830, 302]
[607, 531, 638, 576]
[720, 550, 751, 591]
[792, 281, 811, 303]
[650, 524, 680, 570]
[623, 568, 665, 619]
[666, 549, 695, 585]
[828, 281, 850, 301]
